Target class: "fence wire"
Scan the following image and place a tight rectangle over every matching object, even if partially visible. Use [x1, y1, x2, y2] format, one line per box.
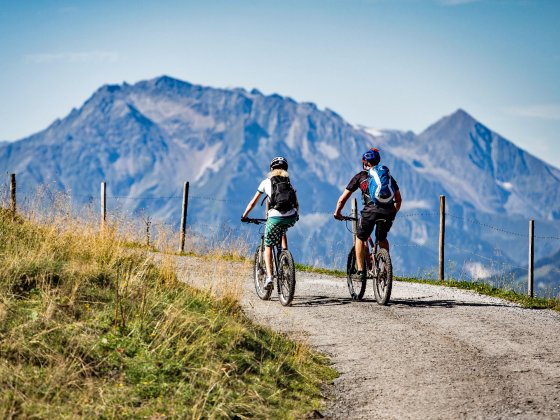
[447, 243, 528, 272]
[446, 212, 560, 241]
[3, 180, 560, 298]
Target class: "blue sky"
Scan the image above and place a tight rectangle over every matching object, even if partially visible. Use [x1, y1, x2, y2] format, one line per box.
[1, 0, 559, 167]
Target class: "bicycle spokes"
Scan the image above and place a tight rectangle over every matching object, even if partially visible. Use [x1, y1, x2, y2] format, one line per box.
[254, 245, 272, 300]
[346, 246, 367, 300]
[277, 250, 296, 306]
[373, 248, 393, 305]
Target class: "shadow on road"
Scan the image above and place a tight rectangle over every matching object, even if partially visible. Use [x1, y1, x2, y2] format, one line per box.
[390, 298, 513, 309]
[290, 295, 360, 307]
[267, 295, 513, 309]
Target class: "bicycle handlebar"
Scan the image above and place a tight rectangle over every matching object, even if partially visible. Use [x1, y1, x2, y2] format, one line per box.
[241, 217, 267, 225]
[337, 215, 388, 224]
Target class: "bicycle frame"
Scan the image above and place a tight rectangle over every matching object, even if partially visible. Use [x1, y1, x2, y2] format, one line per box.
[348, 220, 382, 279]
[363, 236, 376, 278]
[257, 228, 282, 280]
[340, 214, 393, 304]
[243, 217, 297, 306]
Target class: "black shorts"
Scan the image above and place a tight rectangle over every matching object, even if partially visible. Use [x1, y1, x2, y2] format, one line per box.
[357, 210, 395, 242]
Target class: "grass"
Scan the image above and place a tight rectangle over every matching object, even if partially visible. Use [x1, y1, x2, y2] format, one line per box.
[295, 263, 346, 278]
[0, 205, 337, 418]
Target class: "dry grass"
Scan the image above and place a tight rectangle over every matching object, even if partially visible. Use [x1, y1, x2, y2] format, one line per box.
[0, 191, 336, 418]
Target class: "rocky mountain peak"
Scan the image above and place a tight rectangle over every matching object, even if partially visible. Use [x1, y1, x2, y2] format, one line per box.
[1, 75, 559, 288]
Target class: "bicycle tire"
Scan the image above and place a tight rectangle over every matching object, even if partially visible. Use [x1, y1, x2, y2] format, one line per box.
[346, 246, 367, 300]
[254, 245, 272, 300]
[277, 250, 296, 306]
[373, 248, 393, 305]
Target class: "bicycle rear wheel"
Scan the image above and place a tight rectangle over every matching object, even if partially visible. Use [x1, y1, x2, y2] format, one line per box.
[346, 246, 366, 300]
[277, 250, 296, 306]
[373, 248, 393, 305]
[254, 245, 272, 300]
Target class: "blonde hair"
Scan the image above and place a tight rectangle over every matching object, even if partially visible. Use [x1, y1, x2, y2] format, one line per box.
[268, 169, 289, 178]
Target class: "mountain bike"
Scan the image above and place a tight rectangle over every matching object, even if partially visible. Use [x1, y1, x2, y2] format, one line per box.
[242, 218, 296, 306]
[339, 216, 393, 305]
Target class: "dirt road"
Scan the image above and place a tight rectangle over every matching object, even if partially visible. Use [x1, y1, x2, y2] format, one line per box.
[173, 255, 560, 419]
[240, 271, 560, 419]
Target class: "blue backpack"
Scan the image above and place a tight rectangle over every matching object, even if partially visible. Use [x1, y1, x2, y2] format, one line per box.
[367, 165, 395, 205]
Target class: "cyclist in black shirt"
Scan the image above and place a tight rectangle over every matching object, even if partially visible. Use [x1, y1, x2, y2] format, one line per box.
[333, 148, 402, 279]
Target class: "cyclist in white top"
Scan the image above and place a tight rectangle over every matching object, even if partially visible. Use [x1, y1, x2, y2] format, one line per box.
[241, 157, 299, 290]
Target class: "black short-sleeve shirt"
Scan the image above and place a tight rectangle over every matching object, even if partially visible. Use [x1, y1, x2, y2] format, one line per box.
[346, 170, 399, 214]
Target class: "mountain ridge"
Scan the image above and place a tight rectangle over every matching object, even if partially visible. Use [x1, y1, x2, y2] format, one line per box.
[1, 75, 559, 294]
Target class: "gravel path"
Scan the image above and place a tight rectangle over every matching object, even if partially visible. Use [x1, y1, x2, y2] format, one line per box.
[240, 271, 560, 419]
[173, 256, 560, 419]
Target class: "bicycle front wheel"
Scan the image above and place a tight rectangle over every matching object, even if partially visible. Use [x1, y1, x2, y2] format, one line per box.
[373, 248, 393, 305]
[346, 246, 366, 300]
[277, 250, 296, 306]
[254, 245, 272, 300]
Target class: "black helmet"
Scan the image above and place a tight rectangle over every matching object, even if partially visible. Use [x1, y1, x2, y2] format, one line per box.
[270, 156, 288, 170]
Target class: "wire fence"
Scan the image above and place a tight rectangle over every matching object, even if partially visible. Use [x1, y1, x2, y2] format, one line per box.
[3, 177, 560, 299]
[286, 208, 560, 298]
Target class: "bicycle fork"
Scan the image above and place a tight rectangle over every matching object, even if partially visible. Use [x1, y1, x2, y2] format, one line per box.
[367, 239, 377, 278]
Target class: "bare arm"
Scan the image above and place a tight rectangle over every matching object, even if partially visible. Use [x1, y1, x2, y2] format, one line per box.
[394, 189, 402, 212]
[333, 189, 353, 220]
[242, 191, 263, 219]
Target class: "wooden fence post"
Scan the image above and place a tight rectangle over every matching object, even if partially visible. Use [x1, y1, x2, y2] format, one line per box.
[145, 216, 152, 247]
[439, 195, 446, 281]
[351, 198, 358, 244]
[180, 181, 189, 253]
[100, 182, 106, 227]
[528, 219, 534, 298]
[10, 173, 16, 216]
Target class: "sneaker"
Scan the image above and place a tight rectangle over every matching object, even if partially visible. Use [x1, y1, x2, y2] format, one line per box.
[356, 270, 367, 281]
[264, 276, 274, 290]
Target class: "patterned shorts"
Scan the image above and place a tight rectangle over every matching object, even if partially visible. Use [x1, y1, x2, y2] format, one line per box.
[264, 215, 298, 247]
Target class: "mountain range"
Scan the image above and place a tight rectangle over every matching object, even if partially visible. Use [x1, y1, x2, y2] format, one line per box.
[1, 76, 559, 296]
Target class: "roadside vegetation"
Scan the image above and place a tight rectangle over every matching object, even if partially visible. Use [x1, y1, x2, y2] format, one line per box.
[295, 263, 346, 278]
[0, 200, 336, 418]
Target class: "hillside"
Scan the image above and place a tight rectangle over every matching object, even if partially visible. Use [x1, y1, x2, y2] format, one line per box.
[1, 75, 559, 293]
[0, 208, 335, 417]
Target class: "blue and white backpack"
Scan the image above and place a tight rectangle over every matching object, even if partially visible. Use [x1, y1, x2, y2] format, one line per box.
[367, 165, 395, 205]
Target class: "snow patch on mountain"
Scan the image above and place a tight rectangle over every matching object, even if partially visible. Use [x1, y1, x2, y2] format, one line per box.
[364, 127, 384, 137]
[174, 142, 223, 183]
[417, 165, 494, 212]
[317, 142, 340, 159]
[286, 119, 301, 150]
[496, 180, 513, 191]
[130, 96, 216, 132]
